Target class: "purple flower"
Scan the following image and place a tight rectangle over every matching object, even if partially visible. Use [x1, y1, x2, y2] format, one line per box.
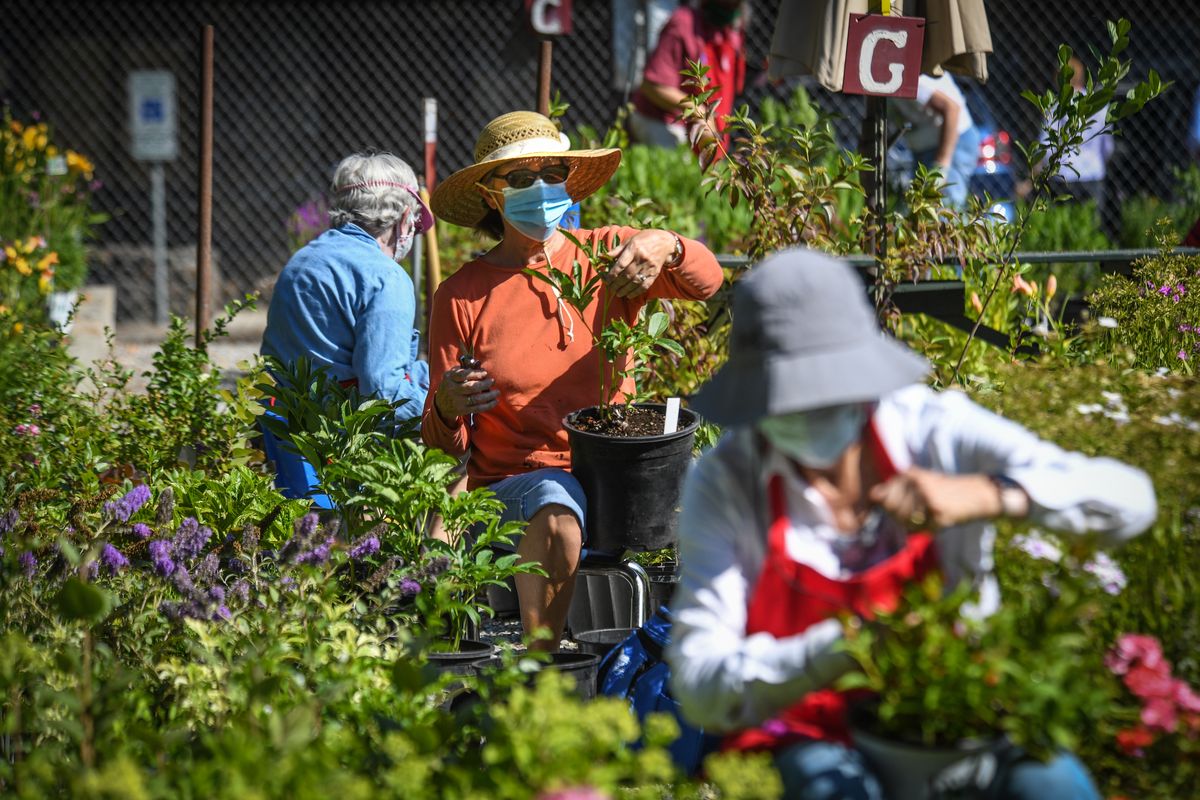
[296, 535, 335, 566]
[0, 509, 18, 535]
[232, 579, 251, 603]
[1083, 552, 1127, 596]
[104, 485, 151, 523]
[1012, 531, 1063, 563]
[400, 577, 421, 598]
[27, 404, 40, 417]
[18, 551, 36, 577]
[208, 585, 226, 603]
[171, 565, 194, 593]
[132, 522, 153, 539]
[348, 535, 381, 561]
[171, 517, 211, 560]
[101, 543, 129, 575]
[1179, 350, 1189, 361]
[280, 513, 322, 563]
[148, 539, 175, 577]
[194, 553, 219, 584]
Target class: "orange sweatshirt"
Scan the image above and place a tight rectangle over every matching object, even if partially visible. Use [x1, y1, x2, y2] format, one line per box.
[421, 226, 723, 488]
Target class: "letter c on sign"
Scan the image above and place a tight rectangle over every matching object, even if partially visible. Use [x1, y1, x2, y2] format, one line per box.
[859, 29, 908, 94]
[531, 0, 565, 35]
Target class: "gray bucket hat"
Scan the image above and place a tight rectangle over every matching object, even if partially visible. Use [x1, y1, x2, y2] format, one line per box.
[691, 248, 929, 427]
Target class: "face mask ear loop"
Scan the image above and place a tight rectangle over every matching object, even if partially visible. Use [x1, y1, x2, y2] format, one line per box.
[541, 241, 574, 343]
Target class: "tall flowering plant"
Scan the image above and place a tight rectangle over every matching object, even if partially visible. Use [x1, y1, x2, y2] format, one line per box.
[0, 108, 105, 317]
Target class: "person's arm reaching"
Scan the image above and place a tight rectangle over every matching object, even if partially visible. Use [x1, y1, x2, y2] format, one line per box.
[888, 387, 1157, 544]
[925, 89, 962, 170]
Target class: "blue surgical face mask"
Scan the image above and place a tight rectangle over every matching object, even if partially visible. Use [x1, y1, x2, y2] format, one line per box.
[758, 404, 869, 469]
[499, 179, 573, 242]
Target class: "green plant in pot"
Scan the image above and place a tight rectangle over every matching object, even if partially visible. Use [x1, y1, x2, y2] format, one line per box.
[524, 232, 701, 552]
[836, 555, 1116, 800]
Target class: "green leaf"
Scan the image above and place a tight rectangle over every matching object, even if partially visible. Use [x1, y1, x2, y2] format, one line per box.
[56, 578, 112, 623]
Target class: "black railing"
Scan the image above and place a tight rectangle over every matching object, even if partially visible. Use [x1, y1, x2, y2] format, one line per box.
[716, 248, 1200, 270]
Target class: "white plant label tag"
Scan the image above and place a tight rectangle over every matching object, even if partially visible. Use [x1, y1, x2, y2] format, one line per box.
[664, 397, 681, 434]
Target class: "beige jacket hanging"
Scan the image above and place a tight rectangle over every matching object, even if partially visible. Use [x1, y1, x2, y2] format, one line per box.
[767, 0, 992, 89]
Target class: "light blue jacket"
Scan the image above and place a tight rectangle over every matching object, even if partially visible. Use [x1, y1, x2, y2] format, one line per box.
[261, 223, 429, 419]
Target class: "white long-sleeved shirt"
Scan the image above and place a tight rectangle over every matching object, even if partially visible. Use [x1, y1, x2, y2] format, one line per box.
[667, 384, 1157, 733]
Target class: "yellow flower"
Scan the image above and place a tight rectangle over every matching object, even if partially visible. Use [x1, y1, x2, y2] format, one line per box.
[3, 245, 16, 262]
[38, 272, 54, 293]
[66, 150, 95, 178]
[9, 120, 23, 135]
[20, 237, 39, 254]
[38, 252, 59, 271]
[12, 322, 23, 334]
[13, 257, 32, 277]
[21, 127, 37, 150]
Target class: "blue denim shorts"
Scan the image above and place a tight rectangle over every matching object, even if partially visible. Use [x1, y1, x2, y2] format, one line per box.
[486, 468, 587, 538]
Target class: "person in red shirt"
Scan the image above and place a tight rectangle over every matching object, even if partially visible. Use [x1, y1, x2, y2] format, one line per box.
[629, 0, 747, 156]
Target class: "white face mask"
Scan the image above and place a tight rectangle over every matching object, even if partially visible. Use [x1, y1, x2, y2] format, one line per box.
[391, 212, 416, 262]
[758, 404, 869, 469]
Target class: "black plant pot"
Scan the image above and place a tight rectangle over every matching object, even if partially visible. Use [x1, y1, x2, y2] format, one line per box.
[564, 403, 700, 552]
[425, 639, 496, 677]
[543, 651, 601, 700]
[573, 627, 636, 659]
[646, 561, 680, 610]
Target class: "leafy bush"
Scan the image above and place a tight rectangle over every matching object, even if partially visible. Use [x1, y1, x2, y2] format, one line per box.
[1087, 231, 1200, 373]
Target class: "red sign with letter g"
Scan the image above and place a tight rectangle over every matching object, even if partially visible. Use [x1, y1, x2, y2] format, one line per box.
[842, 13, 926, 98]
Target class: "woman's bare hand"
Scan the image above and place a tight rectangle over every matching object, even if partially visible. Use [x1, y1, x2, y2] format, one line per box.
[435, 365, 498, 424]
[603, 229, 677, 299]
[868, 468, 1003, 531]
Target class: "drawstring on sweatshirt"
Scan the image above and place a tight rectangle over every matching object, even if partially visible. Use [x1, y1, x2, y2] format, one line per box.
[540, 243, 575, 343]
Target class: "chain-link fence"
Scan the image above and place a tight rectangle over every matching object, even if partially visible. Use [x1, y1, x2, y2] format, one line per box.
[2, 0, 1197, 321]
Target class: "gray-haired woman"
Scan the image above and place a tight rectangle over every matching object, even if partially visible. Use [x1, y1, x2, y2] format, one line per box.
[261, 152, 433, 505]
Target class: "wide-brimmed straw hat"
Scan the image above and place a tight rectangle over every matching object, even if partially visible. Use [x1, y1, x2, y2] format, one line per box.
[430, 110, 621, 228]
[691, 249, 930, 427]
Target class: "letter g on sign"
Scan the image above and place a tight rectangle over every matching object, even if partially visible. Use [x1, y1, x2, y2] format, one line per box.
[859, 29, 908, 94]
[841, 13, 925, 99]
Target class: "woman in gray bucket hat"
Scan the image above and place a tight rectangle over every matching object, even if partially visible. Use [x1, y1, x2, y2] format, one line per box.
[666, 249, 1156, 798]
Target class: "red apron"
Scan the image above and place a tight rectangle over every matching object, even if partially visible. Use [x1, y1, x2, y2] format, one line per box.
[724, 421, 940, 752]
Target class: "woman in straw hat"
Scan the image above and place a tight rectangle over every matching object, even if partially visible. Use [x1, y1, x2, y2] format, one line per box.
[667, 249, 1154, 798]
[261, 151, 433, 506]
[423, 111, 723, 650]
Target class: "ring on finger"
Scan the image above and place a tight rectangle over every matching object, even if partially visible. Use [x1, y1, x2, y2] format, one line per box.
[907, 509, 928, 528]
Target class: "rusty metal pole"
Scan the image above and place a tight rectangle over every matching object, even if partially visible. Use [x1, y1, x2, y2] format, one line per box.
[537, 39, 553, 115]
[195, 24, 214, 346]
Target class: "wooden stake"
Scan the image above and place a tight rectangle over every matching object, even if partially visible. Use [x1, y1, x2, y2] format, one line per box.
[420, 187, 441, 333]
[537, 39, 553, 115]
[195, 24, 214, 346]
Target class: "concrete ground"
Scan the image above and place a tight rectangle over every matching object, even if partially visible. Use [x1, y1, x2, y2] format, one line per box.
[69, 297, 267, 390]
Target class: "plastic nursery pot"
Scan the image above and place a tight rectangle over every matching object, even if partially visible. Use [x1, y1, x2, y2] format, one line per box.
[573, 627, 637, 659]
[425, 639, 496, 677]
[522, 652, 602, 700]
[848, 704, 1007, 800]
[645, 561, 679, 610]
[564, 403, 700, 552]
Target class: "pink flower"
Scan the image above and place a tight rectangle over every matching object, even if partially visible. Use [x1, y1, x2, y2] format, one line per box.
[12, 423, 41, 437]
[1126, 663, 1176, 700]
[1106, 634, 1164, 675]
[537, 789, 611, 800]
[1141, 697, 1178, 732]
[1175, 680, 1200, 713]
